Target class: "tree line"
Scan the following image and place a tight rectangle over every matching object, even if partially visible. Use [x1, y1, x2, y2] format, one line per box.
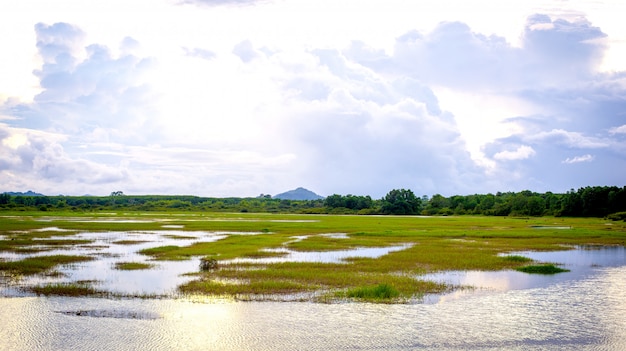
[1, 185, 625, 218]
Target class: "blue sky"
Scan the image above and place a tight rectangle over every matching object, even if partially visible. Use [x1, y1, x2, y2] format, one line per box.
[1, 0, 625, 198]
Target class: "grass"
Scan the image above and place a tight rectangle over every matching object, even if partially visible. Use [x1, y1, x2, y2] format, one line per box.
[503, 255, 533, 263]
[29, 282, 103, 297]
[344, 284, 400, 301]
[516, 264, 570, 274]
[114, 262, 155, 270]
[0, 255, 94, 275]
[1, 211, 625, 302]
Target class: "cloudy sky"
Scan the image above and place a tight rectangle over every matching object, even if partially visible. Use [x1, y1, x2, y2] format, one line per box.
[1, 0, 625, 198]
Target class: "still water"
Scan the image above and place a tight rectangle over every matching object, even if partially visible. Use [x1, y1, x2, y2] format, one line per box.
[1, 246, 625, 350]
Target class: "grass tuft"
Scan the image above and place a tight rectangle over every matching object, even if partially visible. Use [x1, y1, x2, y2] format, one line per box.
[29, 282, 102, 297]
[516, 264, 570, 274]
[345, 283, 400, 301]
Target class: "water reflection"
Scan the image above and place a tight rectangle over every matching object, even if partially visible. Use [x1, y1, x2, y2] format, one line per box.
[423, 246, 626, 303]
[1, 263, 625, 350]
[0, 230, 232, 296]
[0, 247, 625, 350]
[227, 244, 412, 264]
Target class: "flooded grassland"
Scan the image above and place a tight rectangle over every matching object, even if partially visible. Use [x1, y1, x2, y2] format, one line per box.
[2, 212, 626, 350]
[1, 212, 624, 302]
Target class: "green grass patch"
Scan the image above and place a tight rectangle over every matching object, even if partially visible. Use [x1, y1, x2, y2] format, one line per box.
[29, 282, 103, 297]
[0, 255, 94, 275]
[1, 212, 625, 302]
[344, 283, 400, 301]
[140, 234, 291, 261]
[114, 262, 155, 270]
[516, 264, 570, 274]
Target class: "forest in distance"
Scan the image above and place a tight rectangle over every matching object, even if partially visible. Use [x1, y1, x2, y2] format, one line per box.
[1, 185, 625, 219]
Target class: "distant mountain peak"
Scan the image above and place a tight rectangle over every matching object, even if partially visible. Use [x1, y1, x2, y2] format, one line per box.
[273, 187, 323, 200]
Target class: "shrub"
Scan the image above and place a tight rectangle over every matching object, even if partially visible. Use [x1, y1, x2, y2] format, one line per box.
[516, 264, 569, 274]
[607, 212, 626, 221]
[200, 257, 218, 271]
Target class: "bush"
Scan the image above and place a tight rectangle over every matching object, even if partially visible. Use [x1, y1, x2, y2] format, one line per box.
[516, 264, 569, 274]
[199, 257, 218, 271]
[607, 211, 626, 221]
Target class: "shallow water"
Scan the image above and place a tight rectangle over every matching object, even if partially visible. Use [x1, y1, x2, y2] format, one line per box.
[0, 246, 625, 350]
[227, 244, 412, 264]
[0, 230, 231, 296]
[0, 230, 417, 297]
[1, 259, 625, 350]
[2, 232, 626, 350]
[422, 245, 626, 303]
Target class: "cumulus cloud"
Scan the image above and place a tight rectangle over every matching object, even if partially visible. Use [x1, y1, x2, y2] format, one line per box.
[1, 11, 625, 197]
[347, 14, 608, 91]
[9, 23, 155, 139]
[268, 48, 483, 197]
[0, 124, 128, 194]
[493, 145, 536, 161]
[0, 23, 157, 194]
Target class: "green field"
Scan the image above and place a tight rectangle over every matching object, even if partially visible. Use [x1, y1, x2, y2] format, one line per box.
[1, 211, 624, 302]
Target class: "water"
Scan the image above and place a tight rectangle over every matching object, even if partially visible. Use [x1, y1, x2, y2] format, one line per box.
[1, 263, 625, 350]
[1, 238, 625, 350]
[422, 245, 626, 303]
[0, 230, 411, 296]
[0, 230, 233, 296]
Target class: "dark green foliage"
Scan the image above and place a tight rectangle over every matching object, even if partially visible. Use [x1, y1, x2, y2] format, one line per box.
[381, 189, 421, 215]
[1, 185, 624, 218]
[0, 193, 11, 205]
[516, 264, 570, 274]
[324, 194, 373, 211]
[607, 212, 626, 221]
[199, 257, 218, 271]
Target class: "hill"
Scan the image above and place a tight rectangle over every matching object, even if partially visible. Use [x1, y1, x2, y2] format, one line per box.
[273, 187, 324, 200]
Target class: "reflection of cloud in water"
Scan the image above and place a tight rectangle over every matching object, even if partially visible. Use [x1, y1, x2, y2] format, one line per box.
[0, 230, 250, 297]
[227, 244, 412, 264]
[422, 246, 626, 303]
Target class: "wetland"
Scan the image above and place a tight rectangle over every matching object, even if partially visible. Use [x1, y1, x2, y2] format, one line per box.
[1, 211, 625, 350]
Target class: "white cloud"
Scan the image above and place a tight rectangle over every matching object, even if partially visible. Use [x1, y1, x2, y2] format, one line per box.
[528, 129, 609, 149]
[493, 145, 536, 161]
[609, 124, 626, 135]
[1, 1, 626, 197]
[562, 154, 594, 164]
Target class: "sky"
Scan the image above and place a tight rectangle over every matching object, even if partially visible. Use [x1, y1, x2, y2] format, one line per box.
[1, 0, 625, 198]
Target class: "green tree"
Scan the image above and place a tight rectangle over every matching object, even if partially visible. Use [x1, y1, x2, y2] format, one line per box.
[381, 189, 421, 215]
[0, 193, 10, 205]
